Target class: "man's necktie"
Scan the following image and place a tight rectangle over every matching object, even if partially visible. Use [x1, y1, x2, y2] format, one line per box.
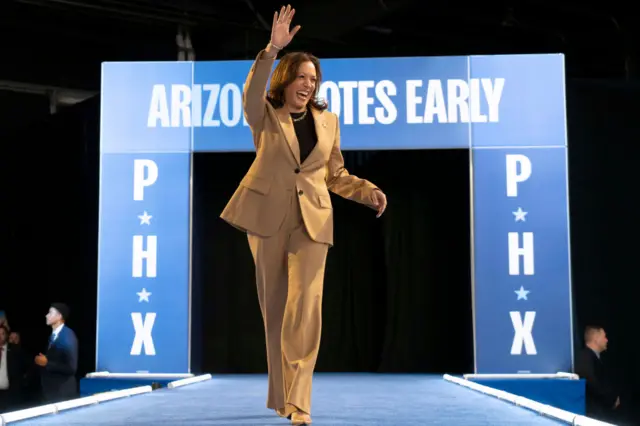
[48, 334, 55, 348]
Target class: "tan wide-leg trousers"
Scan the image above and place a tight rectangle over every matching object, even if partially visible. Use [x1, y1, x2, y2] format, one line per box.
[247, 193, 329, 415]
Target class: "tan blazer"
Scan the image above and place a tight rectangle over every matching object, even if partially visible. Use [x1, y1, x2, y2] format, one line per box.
[220, 50, 379, 246]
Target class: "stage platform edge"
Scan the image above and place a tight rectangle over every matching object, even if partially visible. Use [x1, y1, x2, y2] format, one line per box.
[443, 373, 603, 426]
[80, 372, 207, 396]
[1, 373, 213, 424]
[470, 378, 584, 414]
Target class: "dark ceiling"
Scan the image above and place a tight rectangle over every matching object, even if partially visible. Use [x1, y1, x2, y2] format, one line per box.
[1, 0, 638, 127]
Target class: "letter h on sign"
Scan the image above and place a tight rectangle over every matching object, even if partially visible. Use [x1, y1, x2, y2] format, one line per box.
[505, 154, 537, 356]
[131, 159, 158, 357]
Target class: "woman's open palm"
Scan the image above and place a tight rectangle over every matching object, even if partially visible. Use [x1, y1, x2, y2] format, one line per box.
[271, 5, 300, 49]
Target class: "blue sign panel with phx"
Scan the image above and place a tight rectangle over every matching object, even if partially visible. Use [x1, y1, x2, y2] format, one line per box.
[97, 153, 191, 373]
[98, 62, 193, 373]
[472, 148, 572, 373]
[98, 52, 571, 375]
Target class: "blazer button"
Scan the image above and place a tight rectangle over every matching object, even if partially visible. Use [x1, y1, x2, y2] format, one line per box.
[298, 190, 303, 196]
[294, 168, 300, 174]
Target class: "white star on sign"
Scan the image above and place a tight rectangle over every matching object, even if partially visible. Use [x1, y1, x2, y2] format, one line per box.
[137, 288, 152, 302]
[515, 286, 530, 300]
[138, 211, 152, 225]
[513, 207, 527, 222]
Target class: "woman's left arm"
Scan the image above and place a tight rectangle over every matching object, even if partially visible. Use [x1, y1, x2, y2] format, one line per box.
[325, 115, 387, 216]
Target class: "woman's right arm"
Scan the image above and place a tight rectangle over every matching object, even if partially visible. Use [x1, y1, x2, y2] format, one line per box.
[242, 44, 279, 132]
[244, 5, 300, 132]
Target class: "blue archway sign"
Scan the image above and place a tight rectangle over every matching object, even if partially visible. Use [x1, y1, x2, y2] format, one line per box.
[96, 53, 573, 375]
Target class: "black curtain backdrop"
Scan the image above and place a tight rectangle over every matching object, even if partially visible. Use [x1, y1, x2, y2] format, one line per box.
[192, 149, 473, 375]
[1, 78, 639, 424]
[0, 97, 100, 405]
[565, 79, 640, 424]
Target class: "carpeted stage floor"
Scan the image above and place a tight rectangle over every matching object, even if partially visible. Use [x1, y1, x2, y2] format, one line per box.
[14, 374, 564, 425]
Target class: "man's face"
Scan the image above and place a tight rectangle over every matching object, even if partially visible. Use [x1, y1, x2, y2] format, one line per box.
[46, 307, 61, 326]
[0, 328, 7, 345]
[594, 329, 608, 351]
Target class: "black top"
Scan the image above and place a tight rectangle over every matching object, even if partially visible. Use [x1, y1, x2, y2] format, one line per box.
[291, 109, 317, 164]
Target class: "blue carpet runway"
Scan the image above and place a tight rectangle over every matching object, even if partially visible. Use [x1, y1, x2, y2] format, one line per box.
[14, 374, 565, 425]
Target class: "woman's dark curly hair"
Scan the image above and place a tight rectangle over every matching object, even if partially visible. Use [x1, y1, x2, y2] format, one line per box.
[267, 51, 328, 111]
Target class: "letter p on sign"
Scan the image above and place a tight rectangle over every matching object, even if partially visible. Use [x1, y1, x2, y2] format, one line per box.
[133, 159, 158, 201]
[506, 154, 531, 197]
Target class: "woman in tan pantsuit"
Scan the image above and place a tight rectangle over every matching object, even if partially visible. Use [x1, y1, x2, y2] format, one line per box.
[220, 5, 387, 425]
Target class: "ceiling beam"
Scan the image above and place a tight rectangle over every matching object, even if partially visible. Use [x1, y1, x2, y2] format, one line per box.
[0, 80, 97, 107]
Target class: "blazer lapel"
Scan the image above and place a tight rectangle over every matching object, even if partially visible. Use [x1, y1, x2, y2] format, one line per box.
[275, 107, 301, 165]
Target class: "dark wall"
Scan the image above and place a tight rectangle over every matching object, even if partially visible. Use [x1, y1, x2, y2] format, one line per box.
[191, 149, 473, 375]
[566, 79, 640, 423]
[0, 96, 100, 404]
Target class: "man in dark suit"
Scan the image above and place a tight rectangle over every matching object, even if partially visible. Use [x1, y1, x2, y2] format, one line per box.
[0, 325, 28, 412]
[34, 303, 78, 403]
[574, 326, 619, 422]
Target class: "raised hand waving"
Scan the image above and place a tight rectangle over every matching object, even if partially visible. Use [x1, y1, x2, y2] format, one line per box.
[270, 5, 300, 49]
